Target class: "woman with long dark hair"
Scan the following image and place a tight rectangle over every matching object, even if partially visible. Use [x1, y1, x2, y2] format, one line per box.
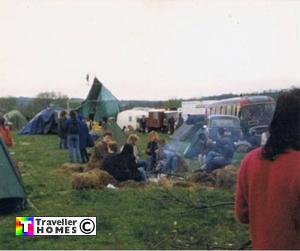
[235, 89, 300, 249]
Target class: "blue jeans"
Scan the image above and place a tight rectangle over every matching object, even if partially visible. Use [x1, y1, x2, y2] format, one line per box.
[137, 160, 147, 169]
[205, 151, 230, 173]
[137, 167, 146, 181]
[67, 134, 82, 163]
[162, 154, 178, 173]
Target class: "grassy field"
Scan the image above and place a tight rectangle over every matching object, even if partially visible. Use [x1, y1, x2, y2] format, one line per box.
[0, 132, 249, 250]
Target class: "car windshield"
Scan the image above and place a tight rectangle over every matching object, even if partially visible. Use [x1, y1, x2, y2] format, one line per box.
[240, 103, 274, 122]
[210, 117, 240, 128]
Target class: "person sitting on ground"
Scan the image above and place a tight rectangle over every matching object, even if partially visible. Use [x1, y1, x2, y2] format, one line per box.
[102, 143, 145, 182]
[156, 139, 178, 174]
[204, 128, 235, 173]
[0, 116, 13, 147]
[126, 134, 147, 175]
[145, 131, 159, 171]
[65, 110, 82, 163]
[58, 110, 68, 149]
[94, 131, 113, 159]
[86, 131, 113, 170]
[102, 141, 119, 172]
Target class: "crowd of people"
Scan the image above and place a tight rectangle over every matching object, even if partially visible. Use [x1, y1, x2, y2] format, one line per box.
[57, 110, 94, 163]
[57, 109, 181, 182]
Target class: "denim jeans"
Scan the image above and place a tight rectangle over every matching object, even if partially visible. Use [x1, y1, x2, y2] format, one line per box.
[67, 134, 82, 163]
[205, 151, 230, 173]
[137, 167, 146, 181]
[162, 154, 178, 173]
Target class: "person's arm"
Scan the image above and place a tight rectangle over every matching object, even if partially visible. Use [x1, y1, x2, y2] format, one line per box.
[235, 158, 249, 224]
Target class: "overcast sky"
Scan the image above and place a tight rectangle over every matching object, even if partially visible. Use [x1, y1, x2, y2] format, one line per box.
[0, 0, 299, 100]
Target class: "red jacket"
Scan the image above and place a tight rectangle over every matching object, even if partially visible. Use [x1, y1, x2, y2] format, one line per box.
[0, 126, 12, 147]
[235, 147, 300, 250]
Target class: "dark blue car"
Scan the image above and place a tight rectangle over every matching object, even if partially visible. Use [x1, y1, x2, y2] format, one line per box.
[206, 115, 241, 142]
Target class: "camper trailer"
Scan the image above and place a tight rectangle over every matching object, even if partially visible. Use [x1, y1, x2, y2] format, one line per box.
[117, 109, 149, 131]
[147, 109, 165, 131]
[181, 100, 216, 121]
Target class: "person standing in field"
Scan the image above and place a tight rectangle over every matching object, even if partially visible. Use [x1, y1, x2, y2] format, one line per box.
[235, 88, 300, 250]
[57, 110, 68, 149]
[65, 110, 82, 163]
[145, 131, 159, 171]
[0, 116, 13, 147]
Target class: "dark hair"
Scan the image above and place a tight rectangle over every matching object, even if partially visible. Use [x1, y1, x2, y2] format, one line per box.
[262, 88, 300, 160]
[60, 110, 67, 117]
[103, 131, 113, 137]
[0, 117, 5, 127]
[121, 144, 134, 155]
[69, 110, 77, 119]
[218, 127, 225, 136]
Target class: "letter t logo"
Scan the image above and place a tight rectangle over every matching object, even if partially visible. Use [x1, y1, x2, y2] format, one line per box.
[20, 220, 32, 233]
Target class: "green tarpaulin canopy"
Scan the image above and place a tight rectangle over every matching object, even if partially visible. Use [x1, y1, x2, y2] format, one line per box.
[0, 138, 26, 213]
[79, 77, 120, 122]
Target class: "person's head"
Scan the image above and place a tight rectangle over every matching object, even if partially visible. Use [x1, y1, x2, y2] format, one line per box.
[0, 117, 5, 127]
[121, 143, 134, 155]
[218, 127, 225, 137]
[108, 141, 118, 153]
[263, 88, 300, 160]
[148, 131, 159, 141]
[60, 110, 67, 117]
[127, 134, 139, 145]
[103, 131, 113, 144]
[69, 110, 77, 119]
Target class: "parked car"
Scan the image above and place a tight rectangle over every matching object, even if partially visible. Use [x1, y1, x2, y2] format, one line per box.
[205, 115, 241, 142]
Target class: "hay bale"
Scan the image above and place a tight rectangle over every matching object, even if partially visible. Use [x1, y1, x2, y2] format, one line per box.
[173, 181, 196, 188]
[89, 168, 118, 186]
[158, 176, 173, 189]
[71, 169, 117, 190]
[60, 163, 85, 173]
[117, 180, 146, 188]
[187, 172, 216, 186]
[71, 172, 102, 190]
[215, 165, 238, 190]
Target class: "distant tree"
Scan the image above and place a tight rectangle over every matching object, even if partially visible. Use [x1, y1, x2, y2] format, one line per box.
[20, 92, 69, 119]
[0, 97, 17, 113]
[164, 98, 181, 109]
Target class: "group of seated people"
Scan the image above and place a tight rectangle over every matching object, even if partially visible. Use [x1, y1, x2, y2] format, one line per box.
[89, 130, 180, 182]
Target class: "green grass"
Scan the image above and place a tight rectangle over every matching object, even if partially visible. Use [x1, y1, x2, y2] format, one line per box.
[0, 133, 249, 249]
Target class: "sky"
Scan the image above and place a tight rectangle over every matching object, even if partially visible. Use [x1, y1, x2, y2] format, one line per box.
[0, 0, 300, 100]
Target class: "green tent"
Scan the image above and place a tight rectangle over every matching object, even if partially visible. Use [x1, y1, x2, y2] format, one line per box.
[105, 120, 127, 149]
[4, 110, 27, 130]
[0, 139, 26, 213]
[79, 77, 120, 122]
